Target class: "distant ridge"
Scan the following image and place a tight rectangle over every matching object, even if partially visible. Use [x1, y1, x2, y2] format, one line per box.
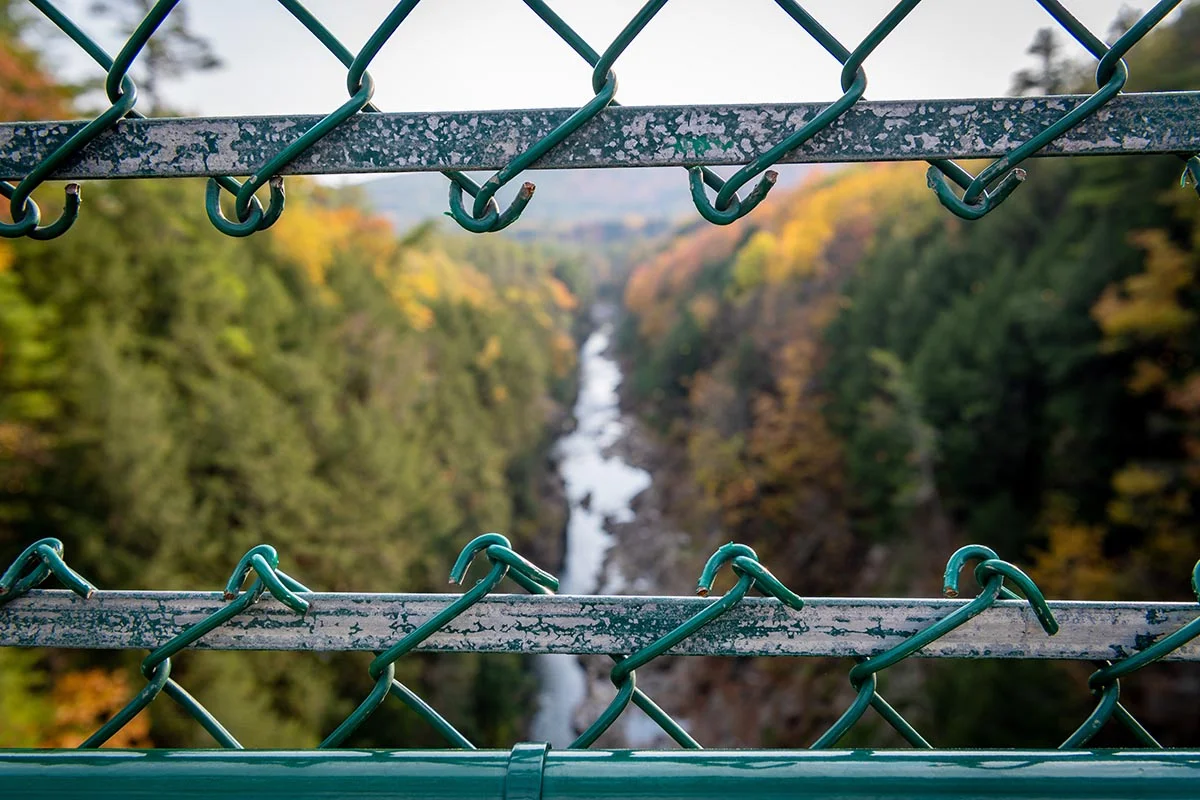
[353, 165, 823, 233]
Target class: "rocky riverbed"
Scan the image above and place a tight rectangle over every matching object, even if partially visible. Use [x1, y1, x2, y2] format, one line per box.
[528, 305, 725, 748]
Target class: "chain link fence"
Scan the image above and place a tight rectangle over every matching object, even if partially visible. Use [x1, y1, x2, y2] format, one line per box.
[4, 1, 1200, 794]
[2, 534, 1199, 752]
[2, 0, 1199, 238]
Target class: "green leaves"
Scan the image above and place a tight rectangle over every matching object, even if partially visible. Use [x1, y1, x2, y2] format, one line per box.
[0, 177, 580, 746]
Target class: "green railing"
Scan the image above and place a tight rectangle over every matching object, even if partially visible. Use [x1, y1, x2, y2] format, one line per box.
[3, 750, 1200, 800]
[2, 0, 1199, 238]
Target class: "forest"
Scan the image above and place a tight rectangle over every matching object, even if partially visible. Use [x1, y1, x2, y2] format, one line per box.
[3, 0, 1200, 753]
[0, 2, 594, 747]
[617, 6, 1200, 746]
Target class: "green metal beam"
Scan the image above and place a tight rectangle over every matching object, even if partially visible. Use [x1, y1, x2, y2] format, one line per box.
[0, 749, 1198, 799]
[2, 93, 1198, 180]
[3, 590, 1198, 660]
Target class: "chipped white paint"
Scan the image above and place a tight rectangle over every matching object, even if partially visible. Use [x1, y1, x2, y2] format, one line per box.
[2, 590, 1197, 661]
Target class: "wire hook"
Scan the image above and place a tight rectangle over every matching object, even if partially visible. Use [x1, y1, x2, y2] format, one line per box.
[206, 0, 387, 236]
[696, 542, 804, 609]
[222, 544, 311, 614]
[687, 0, 924, 225]
[449, 533, 559, 594]
[445, 71, 617, 233]
[928, 0, 1180, 219]
[0, 0, 145, 239]
[205, 177, 287, 238]
[0, 537, 94, 604]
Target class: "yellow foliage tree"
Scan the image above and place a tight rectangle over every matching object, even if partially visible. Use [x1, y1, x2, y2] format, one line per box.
[1030, 496, 1121, 599]
[1086, 225, 1200, 597]
[1094, 230, 1195, 344]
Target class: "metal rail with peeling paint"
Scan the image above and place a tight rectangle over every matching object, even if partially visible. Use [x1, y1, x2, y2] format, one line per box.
[3, 0, 1198, 238]
[3, 537, 1199, 750]
[3, 590, 1198, 661]
[3, 94, 1199, 180]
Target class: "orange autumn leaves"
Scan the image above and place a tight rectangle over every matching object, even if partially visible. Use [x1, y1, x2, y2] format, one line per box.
[626, 165, 930, 341]
[42, 668, 152, 748]
[0, 15, 71, 123]
[0, 660, 151, 748]
[624, 164, 930, 536]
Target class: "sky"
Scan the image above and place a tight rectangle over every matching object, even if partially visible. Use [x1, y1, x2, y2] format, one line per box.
[43, 0, 1160, 116]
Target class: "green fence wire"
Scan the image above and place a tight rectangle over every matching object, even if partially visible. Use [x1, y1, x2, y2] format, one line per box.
[2, 534, 1199, 751]
[1, 0, 1199, 238]
[4, 0, 1200, 775]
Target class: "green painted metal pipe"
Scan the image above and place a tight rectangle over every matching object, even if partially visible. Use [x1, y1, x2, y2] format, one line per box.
[1, 749, 1199, 799]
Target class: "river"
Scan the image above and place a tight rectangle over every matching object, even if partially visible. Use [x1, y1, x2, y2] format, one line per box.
[528, 312, 651, 746]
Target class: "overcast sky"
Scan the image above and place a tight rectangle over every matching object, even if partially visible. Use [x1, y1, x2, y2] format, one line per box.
[44, 0, 1161, 115]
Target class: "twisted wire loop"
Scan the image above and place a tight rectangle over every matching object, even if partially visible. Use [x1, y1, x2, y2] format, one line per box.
[1060, 559, 1200, 749]
[570, 543, 804, 749]
[319, 533, 558, 748]
[926, 0, 1183, 220]
[0, 0, 141, 240]
[12, 1, 281, 239]
[0, 538, 94, 606]
[257, 0, 589, 236]
[206, 0, 388, 237]
[284, 0, 470, 232]
[515, 1, 767, 227]
[81, 545, 311, 749]
[441, 1, 616, 233]
[523, 0, 793, 227]
[588, 0, 776, 226]
[681, 0, 922, 225]
[811, 544, 1058, 749]
[144, 0, 343, 236]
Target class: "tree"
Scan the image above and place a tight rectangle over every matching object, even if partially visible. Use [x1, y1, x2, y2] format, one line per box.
[0, 0, 73, 121]
[618, 3, 1200, 747]
[1010, 28, 1087, 95]
[88, 0, 220, 111]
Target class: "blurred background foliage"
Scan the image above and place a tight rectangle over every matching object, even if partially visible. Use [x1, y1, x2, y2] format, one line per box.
[0, 0, 594, 746]
[4, 0, 1200, 751]
[617, 5, 1200, 747]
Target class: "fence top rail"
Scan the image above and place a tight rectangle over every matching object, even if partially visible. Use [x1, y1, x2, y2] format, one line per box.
[3, 93, 1198, 181]
[5, 0, 1197, 238]
[2, 589, 1197, 661]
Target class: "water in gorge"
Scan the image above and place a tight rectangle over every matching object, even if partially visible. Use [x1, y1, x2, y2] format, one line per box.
[529, 310, 651, 746]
